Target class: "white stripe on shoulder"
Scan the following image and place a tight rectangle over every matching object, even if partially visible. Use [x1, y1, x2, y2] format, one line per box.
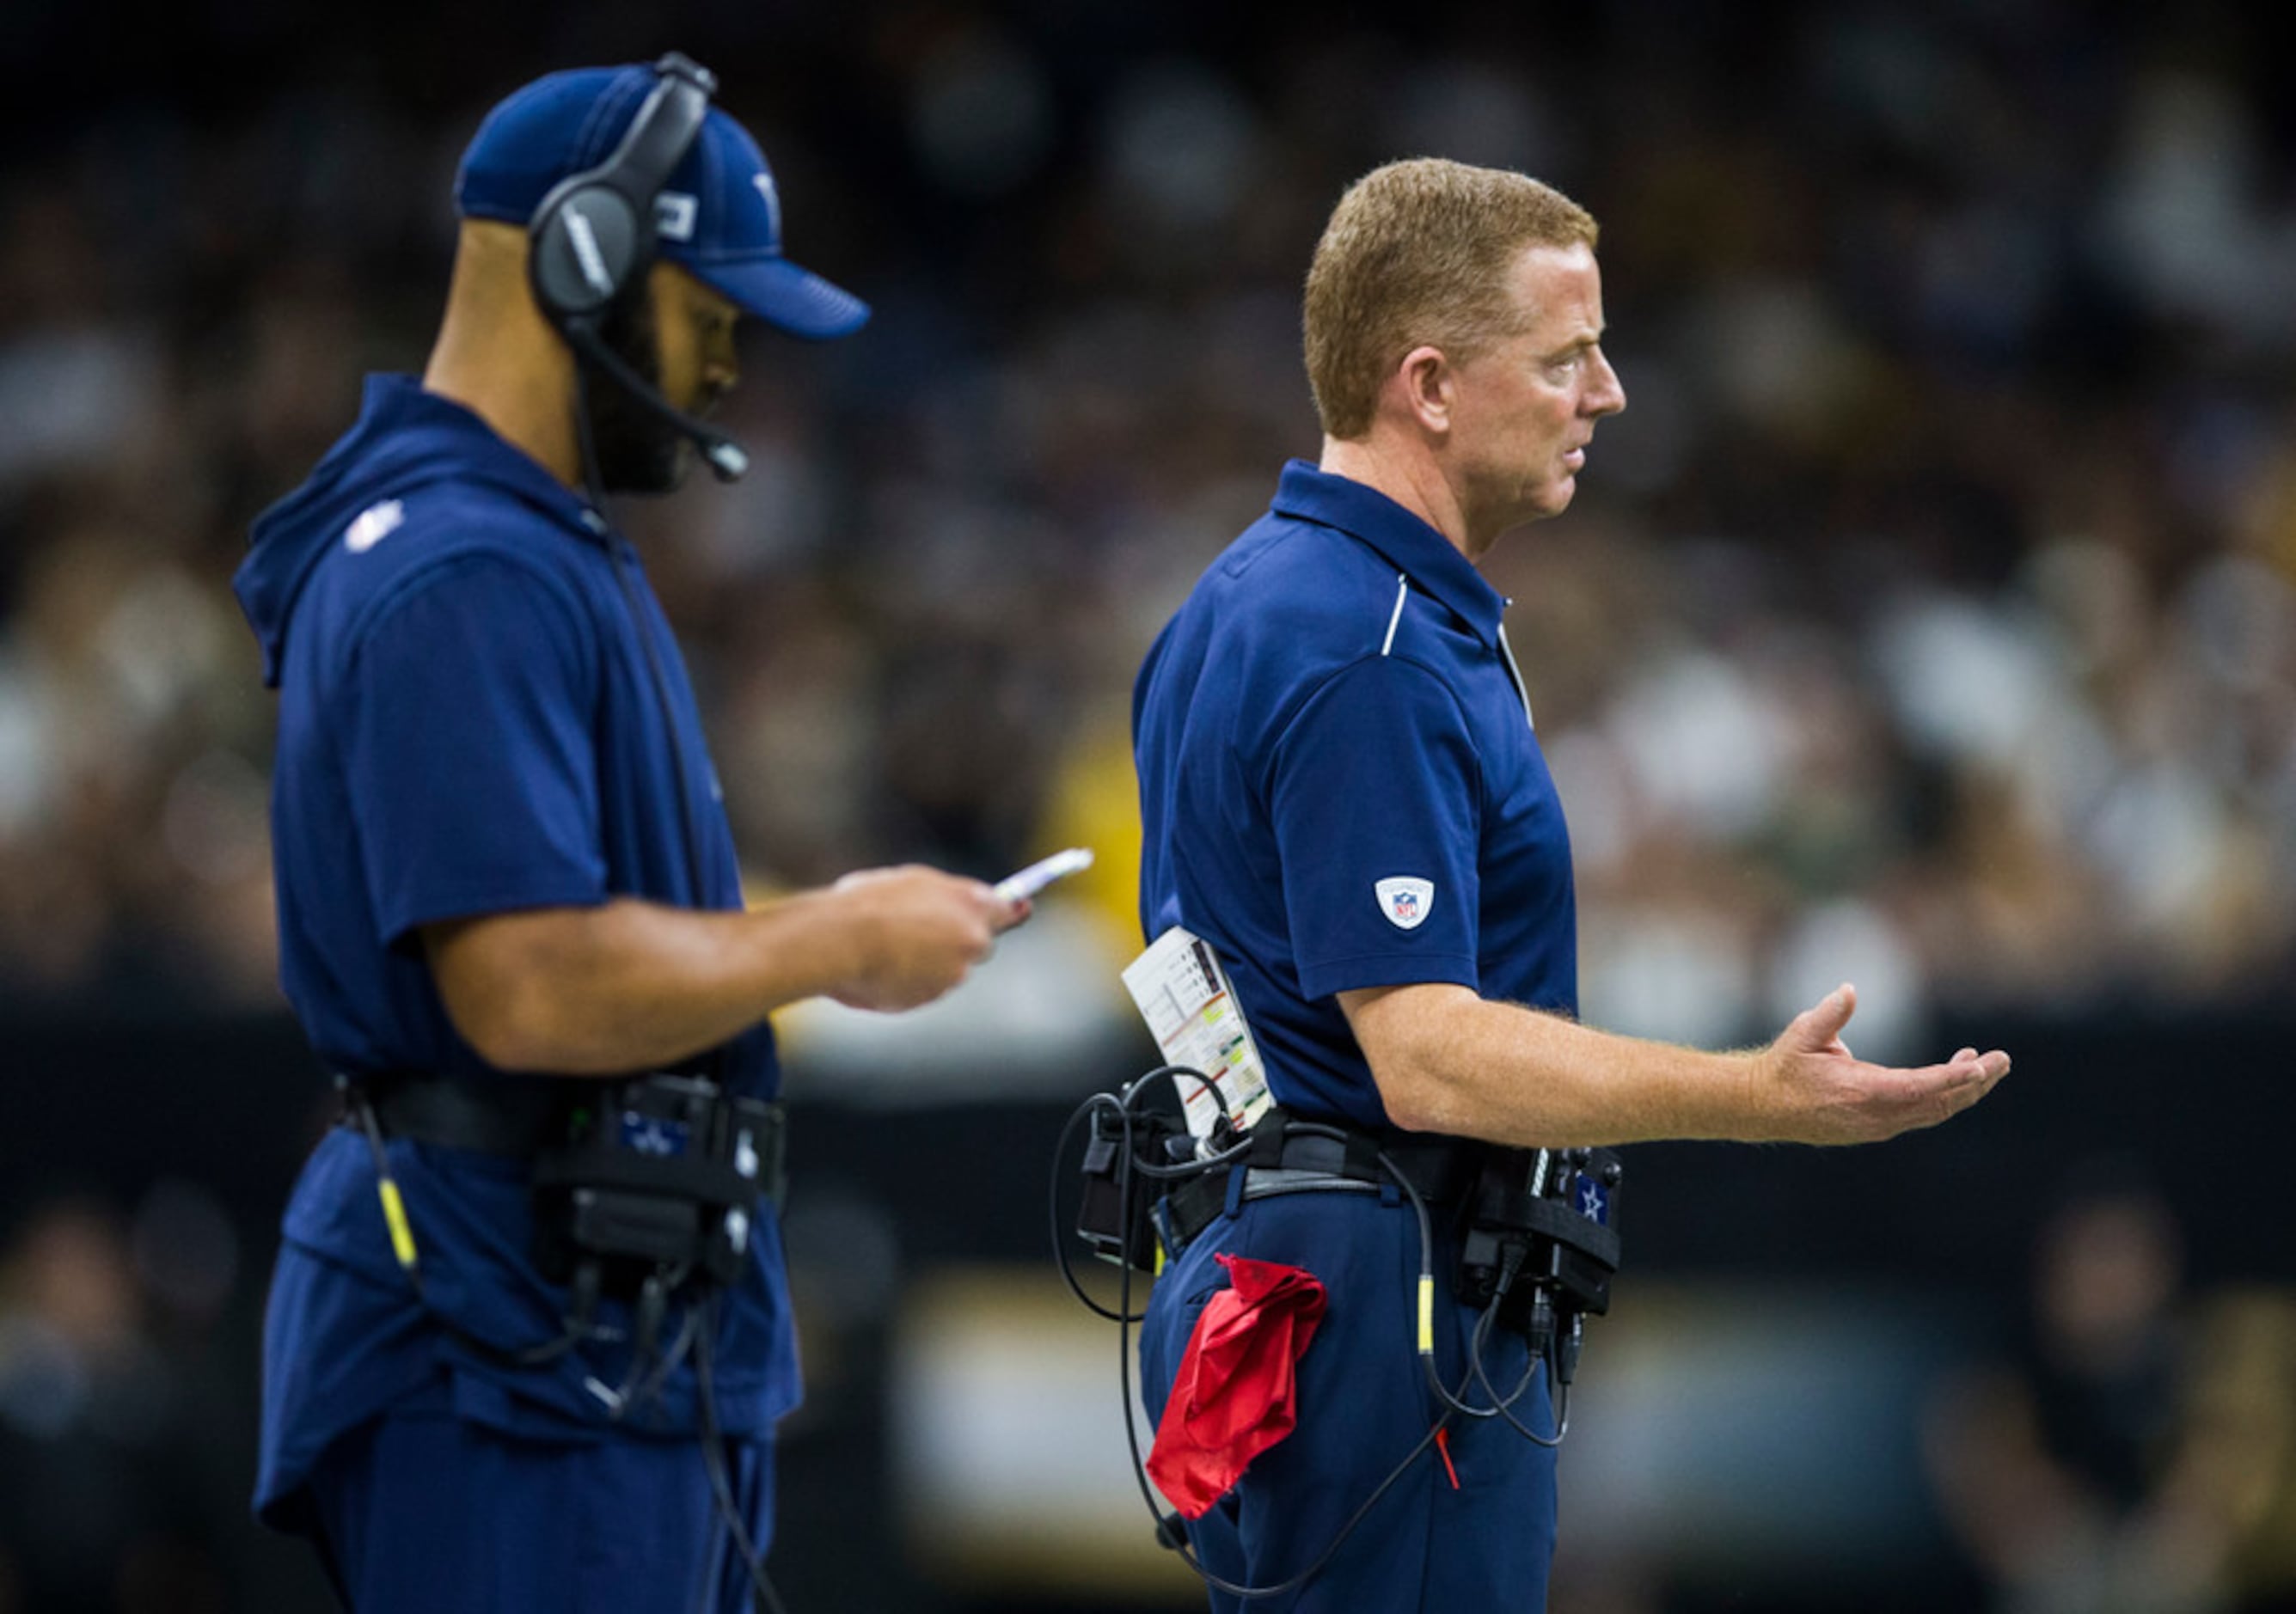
[1380, 573, 1410, 657]
[1497, 623, 1537, 731]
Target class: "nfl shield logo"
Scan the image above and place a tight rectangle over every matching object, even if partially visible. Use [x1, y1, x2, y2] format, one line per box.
[1374, 877, 1435, 931]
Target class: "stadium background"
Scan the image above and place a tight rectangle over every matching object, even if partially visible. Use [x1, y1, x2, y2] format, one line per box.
[2, 1, 2293, 1609]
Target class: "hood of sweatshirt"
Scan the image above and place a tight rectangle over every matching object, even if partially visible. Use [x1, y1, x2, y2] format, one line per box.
[232, 375, 592, 687]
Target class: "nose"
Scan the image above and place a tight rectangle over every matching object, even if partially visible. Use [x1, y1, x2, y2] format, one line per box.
[1586, 348, 1625, 418]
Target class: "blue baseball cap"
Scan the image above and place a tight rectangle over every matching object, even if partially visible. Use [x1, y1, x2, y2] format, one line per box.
[456, 64, 869, 340]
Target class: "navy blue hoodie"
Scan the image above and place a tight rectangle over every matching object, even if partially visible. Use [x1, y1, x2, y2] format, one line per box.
[236, 375, 794, 1528]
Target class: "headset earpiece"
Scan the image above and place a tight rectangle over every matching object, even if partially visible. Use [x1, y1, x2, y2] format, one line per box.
[526, 54, 715, 331]
[528, 179, 648, 325]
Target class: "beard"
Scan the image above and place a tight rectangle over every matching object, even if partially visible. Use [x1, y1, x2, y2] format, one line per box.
[584, 290, 689, 495]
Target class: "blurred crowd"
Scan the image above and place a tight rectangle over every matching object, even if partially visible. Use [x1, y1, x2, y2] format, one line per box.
[0, 1189, 254, 1612]
[0, 0, 2291, 1061]
[1925, 1171, 2296, 1614]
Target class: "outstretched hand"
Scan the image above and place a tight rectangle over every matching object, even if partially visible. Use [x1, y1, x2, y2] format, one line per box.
[1756, 983, 2011, 1146]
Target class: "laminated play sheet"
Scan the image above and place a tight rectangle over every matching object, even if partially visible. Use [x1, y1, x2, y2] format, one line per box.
[1121, 927, 1273, 1140]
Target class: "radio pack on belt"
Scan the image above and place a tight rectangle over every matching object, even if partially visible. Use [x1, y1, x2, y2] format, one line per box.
[1074, 1097, 1196, 1273]
[532, 1073, 786, 1293]
[1456, 1146, 1624, 1355]
[346, 1068, 787, 1332]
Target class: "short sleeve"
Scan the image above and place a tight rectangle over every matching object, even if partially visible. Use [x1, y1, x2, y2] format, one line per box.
[340, 555, 609, 946]
[1269, 656, 1482, 1000]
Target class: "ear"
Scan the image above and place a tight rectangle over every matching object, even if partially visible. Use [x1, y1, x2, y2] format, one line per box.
[1390, 344, 1455, 437]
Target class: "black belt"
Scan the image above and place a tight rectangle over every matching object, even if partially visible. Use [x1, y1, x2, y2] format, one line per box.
[349, 1072, 577, 1157]
[343, 1073, 790, 1208]
[1158, 1109, 1500, 1258]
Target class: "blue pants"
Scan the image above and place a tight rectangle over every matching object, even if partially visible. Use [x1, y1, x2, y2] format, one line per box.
[1141, 1188, 1558, 1613]
[307, 1404, 775, 1613]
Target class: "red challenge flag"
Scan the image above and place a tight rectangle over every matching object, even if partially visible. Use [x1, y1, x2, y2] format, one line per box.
[1147, 1253, 1329, 1518]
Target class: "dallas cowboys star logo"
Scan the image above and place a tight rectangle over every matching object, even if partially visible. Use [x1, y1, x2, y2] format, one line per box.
[626, 1117, 681, 1156]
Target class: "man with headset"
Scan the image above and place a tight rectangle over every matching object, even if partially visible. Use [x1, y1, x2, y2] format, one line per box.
[1130, 159, 2015, 1611]
[233, 58, 1014, 1611]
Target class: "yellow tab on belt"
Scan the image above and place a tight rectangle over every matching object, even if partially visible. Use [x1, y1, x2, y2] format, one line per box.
[377, 1179, 419, 1270]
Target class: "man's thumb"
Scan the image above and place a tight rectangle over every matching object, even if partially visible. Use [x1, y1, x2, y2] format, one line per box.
[1805, 982, 1857, 1041]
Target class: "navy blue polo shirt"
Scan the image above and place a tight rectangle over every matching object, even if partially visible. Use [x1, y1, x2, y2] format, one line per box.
[234, 376, 794, 1526]
[1133, 461, 1578, 1132]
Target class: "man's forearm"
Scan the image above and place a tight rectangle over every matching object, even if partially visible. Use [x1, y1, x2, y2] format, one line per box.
[1342, 981, 2007, 1149]
[1347, 984, 1766, 1146]
[425, 894, 869, 1076]
[422, 859, 1016, 1075]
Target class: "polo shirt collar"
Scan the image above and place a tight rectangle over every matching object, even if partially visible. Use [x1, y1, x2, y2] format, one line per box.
[1270, 460, 1506, 649]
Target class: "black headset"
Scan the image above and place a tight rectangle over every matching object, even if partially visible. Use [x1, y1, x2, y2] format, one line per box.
[529, 52, 713, 327]
[527, 52, 749, 482]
